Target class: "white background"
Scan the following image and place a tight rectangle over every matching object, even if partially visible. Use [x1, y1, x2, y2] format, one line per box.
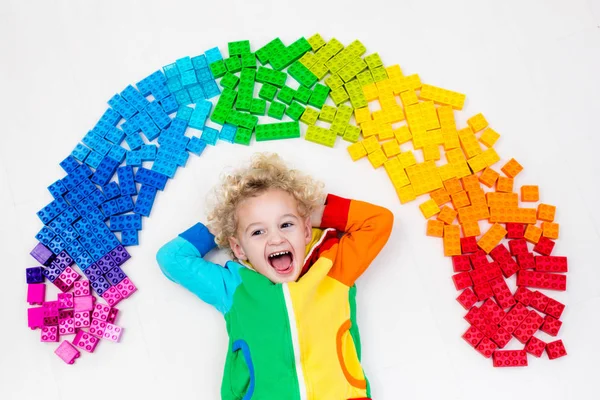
[1, 1, 600, 399]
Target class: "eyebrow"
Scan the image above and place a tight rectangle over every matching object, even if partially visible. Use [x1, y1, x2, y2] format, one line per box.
[244, 214, 299, 234]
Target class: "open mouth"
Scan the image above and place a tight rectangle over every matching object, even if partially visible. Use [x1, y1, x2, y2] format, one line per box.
[268, 251, 294, 275]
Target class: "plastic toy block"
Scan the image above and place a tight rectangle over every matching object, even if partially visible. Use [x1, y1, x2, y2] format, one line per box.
[285, 101, 305, 121]
[523, 336, 545, 358]
[91, 156, 119, 187]
[473, 337, 497, 359]
[508, 239, 528, 258]
[499, 302, 528, 334]
[545, 298, 565, 319]
[115, 277, 137, 299]
[450, 190, 470, 209]
[462, 325, 484, 348]
[477, 224, 507, 254]
[457, 288, 478, 309]
[460, 237, 478, 254]
[106, 266, 127, 286]
[505, 223, 524, 239]
[231, 127, 251, 146]
[517, 252, 534, 271]
[429, 188, 450, 207]
[288, 60, 317, 88]
[74, 295, 94, 312]
[256, 66, 287, 87]
[60, 155, 81, 174]
[37, 197, 69, 225]
[258, 83, 277, 102]
[187, 136, 208, 154]
[394, 183, 413, 204]
[520, 185, 539, 202]
[307, 33, 326, 51]
[300, 107, 319, 125]
[513, 310, 544, 344]
[517, 270, 566, 291]
[55, 340, 80, 364]
[276, 85, 295, 105]
[241, 53, 256, 69]
[361, 136, 380, 155]
[466, 113, 488, 133]
[367, 148, 387, 169]
[383, 157, 410, 190]
[498, 159, 522, 180]
[58, 314, 75, 336]
[546, 340, 567, 360]
[460, 220, 481, 237]
[103, 323, 123, 342]
[540, 315, 562, 337]
[347, 142, 367, 162]
[47, 180, 67, 199]
[530, 291, 549, 311]
[102, 286, 123, 307]
[255, 122, 300, 141]
[418, 84, 466, 110]
[224, 56, 241, 74]
[489, 277, 516, 309]
[106, 307, 119, 324]
[305, 125, 337, 148]
[537, 203, 556, 222]
[57, 292, 74, 309]
[41, 326, 58, 342]
[524, 224, 542, 244]
[71, 143, 91, 162]
[108, 94, 137, 120]
[26, 266, 45, 284]
[426, 219, 444, 238]
[474, 282, 493, 301]
[120, 229, 138, 246]
[267, 101, 286, 119]
[74, 310, 91, 329]
[443, 224, 461, 257]
[27, 284, 45, 305]
[72, 280, 90, 297]
[533, 237, 555, 256]
[73, 330, 99, 353]
[28, 306, 45, 330]
[308, 83, 330, 109]
[92, 303, 111, 322]
[109, 245, 131, 266]
[209, 60, 227, 78]
[135, 167, 167, 191]
[89, 318, 107, 338]
[219, 72, 239, 90]
[452, 272, 473, 290]
[480, 299, 505, 324]
[464, 307, 498, 338]
[116, 166, 136, 196]
[493, 350, 527, 367]
[294, 86, 312, 105]
[513, 287, 532, 306]
[420, 199, 441, 219]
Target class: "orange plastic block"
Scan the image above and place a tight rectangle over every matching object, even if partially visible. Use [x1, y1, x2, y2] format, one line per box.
[501, 158, 523, 178]
[521, 185, 539, 202]
[444, 177, 463, 194]
[443, 224, 462, 256]
[467, 188, 487, 206]
[477, 223, 507, 253]
[479, 168, 499, 188]
[354, 107, 371, 124]
[451, 190, 471, 209]
[467, 113, 488, 132]
[384, 157, 410, 189]
[462, 174, 480, 191]
[427, 219, 445, 237]
[420, 199, 441, 219]
[537, 204, 556, 222]
[367, 148, 387, 169]
[396, 184, 416, 204]
[486, 192, 519, 208]
[446, 148, 466, 163]
[489, 207, 537, 224]
[496, 177, 514, 193]
[458, 204, 490, 223]
[430, 188, 451, 206]
[423, 144, 441, 161]
[479, 128, 500, 147]
[382, 140, 401, 157]
[347, 142, 367, 161]
[398, 151, 417, 168]
[542, 222, 559, 239]
[438, 206, 457, 224]
[461, 220, 481, 237]
[524, 224, 542, 244]
[393, 126, 412, 144]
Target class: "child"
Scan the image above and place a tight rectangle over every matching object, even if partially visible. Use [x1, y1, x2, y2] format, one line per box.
[156, 153, 393, 400]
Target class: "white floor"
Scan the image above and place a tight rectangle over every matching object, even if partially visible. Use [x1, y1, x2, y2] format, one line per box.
[1, 1, 599, 399]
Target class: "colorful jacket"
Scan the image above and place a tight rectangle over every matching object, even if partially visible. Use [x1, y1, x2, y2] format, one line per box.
[156, 194, 394, 400]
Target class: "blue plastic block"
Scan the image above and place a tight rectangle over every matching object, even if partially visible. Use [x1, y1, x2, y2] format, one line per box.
[158, 133, 189, 151]
[76, 178, 96, 198]
[101, 197, 121, 217]
[181, 69, 198, 88]
[48, 180, 67, 198]
[163, 62, 179, 78]
[47, 235, 67, 255]
[73, 218, 92, 235]
[151, 83, 170, 101]
[187, 136, 207, 155]
[176, 56, 194, 73]
[126, 150, 142, 166]
[192, 54, 208, 70]
[56, 206, 80, 225]
[200, 127, 219, 145]
[121, 84, 150, 112]
[82, 131, 111, 156]
[160, 95, 179, 114]
[75, 164, 93, 178]
[62, 164, 92, 191]
[136, 71, 161, 97]
[60, 155, 80, 174]
[105, 127, 126, 144]
[58, 226, 79, 244]
[121, 116, 140, 135]
[121, 229, 139, 246]
[108, 93, 137, 119]
[74, 250, 95, 271]
[110, 213, 142, 231]
[188, 100, 212, 130]
[146, 101, 172, 129]
[173, 89, 192, 106]
[148, 70, 167, 85]
[176, 106, 193, 121]
[205, 47, 223, 63]
[135, 167, 168, 190]
[72, 143, 91, 162]
[36, 197, 68, 224]
[74, 199, 105, 222]
[133, 185, 157, 217]
[124, 132, 144, 151]
[219, 124, 237, 143]
[91, 276, 111, 295]
[35, 226, 56, 246]
[65, 239, 85, 259]
[93, 119, 112, 137]
[137, 111, 161, 141]
[166, 118, 187, 136]
[102, 182, 121, 200]
[86, 189, 106, 207]
[187, 84, 205, 102]
[91, 157, 119, 186]
[157, 146, 189, 167]
[116, 195, 135, 213]
[201, 80, 221, 99]
[139, 144, 157, 161]
[107, 145, 126, 163]
[196, 67, 213, 83]
[85, 151, 103, 168]
[99, 107, 121, 126]
[65, 188, 85, 205]
[26, 266, 45, 284]
[151, 157, 178, 178]
[117, 166, 136, 195]
[166, 76, 183, 93]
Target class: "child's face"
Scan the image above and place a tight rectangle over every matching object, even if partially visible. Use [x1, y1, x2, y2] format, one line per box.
[228, 188, 312, 284]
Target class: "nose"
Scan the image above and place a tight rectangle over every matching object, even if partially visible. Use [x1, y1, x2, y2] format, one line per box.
[267, 230, 284, 245]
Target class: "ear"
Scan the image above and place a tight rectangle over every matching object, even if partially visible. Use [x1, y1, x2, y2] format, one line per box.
[303, 215, 312, 245]
[228, 236, 247, 260]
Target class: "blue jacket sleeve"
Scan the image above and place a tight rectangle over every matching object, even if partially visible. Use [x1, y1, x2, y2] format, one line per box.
[156, 223, 243, 315]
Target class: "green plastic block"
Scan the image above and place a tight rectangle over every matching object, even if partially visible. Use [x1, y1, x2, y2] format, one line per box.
[225, 56, 242, 73]
[307, 33, 326, 51]
[288, 60, 318, 88]
[236, 69, 255, 111]
[234, 127, 253, 145]
[250, 98, 267, 115]
[270, 37, 311, 71]
[357, 70, 374, 86]
[299, 52, 317, 69]
[309, 62, 329, 80]
[325, 74, 344, 90]
[339, 58, 368, 82]
[267, 102, 286, 120]
[228, 40, 251, 56]
[226, 109, 258, 129]
[211, 105, 231, 125]
[370, 66, 389, 82]
[294, 86, 312, 104]
[300, 107, 319, 125]
[305, 125, 337, 147]
[220, 72, 239, 89]
[242, 113, 259, 130]
[266, 39, 289, 70]
[364, 53, 383, 69]
[308, 84, 330, 109]
[256, 38, 284, 64]
[343, 125, 361, 143]
[319, 105, 337, 123]
[330, 87, 349, 105]
[325, 40, 367, 74]
[259, 83, 277, 101]
[241, 53, 257, 68]
[314, 38, 344, 64]
[256, 66, 287, 87]
[255, 121, 300, 141]
[277, 85, 296, 105]
[209, 60, 227, 78]
[331, 105, 353, 135]
[216, 88, 238, 109]
[286, 101, 305, 121]
[345, 79, 368, 109]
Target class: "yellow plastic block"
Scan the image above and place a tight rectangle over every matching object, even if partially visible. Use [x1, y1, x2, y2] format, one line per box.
[501, 158, 523, 178]
[423, 144, 441, 161]
[362, 83, 379, 101]
[420, 101, 440, 130]
[437, 106, 458, 136]
[443, 224, 461, 256]
[384, 106, 405, 123]
[482, 148, 500, 166]
[398, 151, 417, 168]
[361, 119, 379, 138]
[405, 74, 422, 90]
[438, 163, 457, 181]
[367, 148, 387, 169]
[446, 148, 466, 163]
[362, 135, 381, 154]
[390, 76, 411, 94]
[382, 140, 401, 157]
[524, 224, 542, 244]
[300, 107, 319, 125]
[537, 203, 556, 222]
[314, 38, 344, 64]
[477, 223, 507, 253]
[343, 125, 361, 143]
[319, 105, 337, 123]
[479, 128, 500, 147]
[378, 123, 395, 140]
[386, 64, 403, 79]
[521, 185, 539, 202]
[299, 52, 317, 69]
[372, 110, 385, 122]
[443, 131, 460, 151]
[467, 153, 487, 173]
[376, 79, 394, 95]
[393, 126, 412, 144]
[461, 220, 481, 237]
[430, 188, 451, 206]
[458, 127, 483, 158]
[354, 107, 371, 124]
[396, 184, 416, 204]
[496, 176, 514, 193]
[479, 167, 499, 188]
[427, 219, 445, 238]
[400, 90, 419, 107]
[451, 190, 471, 209]
[467, 113, 488, 132]
[347, 142, 367, 161]
[419, 84, 466, 110]
[378, 92, 397, 110]
[406, 161, 443, 196]
[541, 222, 559, 239]
[384, 157, 410, 189]
[452, 161, 472, 179]
[437, 206, 457, 224]
[420, 199, 441, 219]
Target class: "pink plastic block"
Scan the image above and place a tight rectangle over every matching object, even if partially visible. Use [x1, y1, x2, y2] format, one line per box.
[74, 295, 94, 312]
[115, 278, 137, 299]
[28, 307, 44, 329]
[58, 316, 75, 336]
[58, 293, 74, 309]
[55, 340, 80, 364]
[43, 301, 59, 326]
[27, 284, 46, 305]
[89, 318, 107, 338]
[41, 326, 58, 342]
[57, 267, 81, 289]
[74, 311, 90, 328]
[103, 323, 123, 342]
[59, 309, 74, 320]
[102, 286, 123, 307]
[92, 303, 111, 321]
[107, 307, 119, 324]
[73, 280, 91, 297]
[73, 330, 99, 353]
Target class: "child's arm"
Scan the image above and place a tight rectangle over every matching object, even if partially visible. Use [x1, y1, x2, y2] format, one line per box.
[156, 223, 242, 314]
[318, 194, 394, 286]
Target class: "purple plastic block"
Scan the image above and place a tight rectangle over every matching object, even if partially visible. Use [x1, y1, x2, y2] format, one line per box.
[26, 266, 44, 284]
[102, 286, 123, 307]
[91, 276, 111, 296]
[107, 307, 119, 324]
[42, 264, 61, 282]
[115, 278, 137, 299]
[27, 284, 46, 305]
[57, 293, 74, 309]
[103, 323, 123, 342]
[41, 326, 58, 342]
[97, 254, 117, 274]
[30, 243, 55, 266]
[74, 311, 90, 328]
[109, 245, 131, 266]
[73, 330, 99, 353]
[28, 307, 44, 329]
[50, 250, 74, 272]
[105, 266, 127, 286]
[83, 263, 103, 282]
[55, 340, 80, 364]
[74, 295, 94, 312]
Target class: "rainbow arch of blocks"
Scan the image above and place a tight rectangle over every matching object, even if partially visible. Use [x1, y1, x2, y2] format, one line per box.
[25, 35, 568, 367]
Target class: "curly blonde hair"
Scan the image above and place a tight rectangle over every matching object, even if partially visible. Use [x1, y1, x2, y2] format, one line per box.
[206, 152, 325, 253]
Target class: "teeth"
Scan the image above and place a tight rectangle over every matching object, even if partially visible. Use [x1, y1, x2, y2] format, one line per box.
[269, 251, 290, 258]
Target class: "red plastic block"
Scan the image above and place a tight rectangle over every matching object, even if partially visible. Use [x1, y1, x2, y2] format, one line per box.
[500, 258, 520, 278]
[506, 223, 525, 239]
[540, 315, 562, 336]
[517, 252, 535, 270]
[546, 340, 567, 360]
[474, 282, 494, 301]
[461, 237, 478, 254]
[500, 302, 529, 334]
[452, 271, 473, 290]
[465, 307, 498, 338]
[529, 291, 550, 313]
[480, 299, 506, 324]
[490, 277, 516, 309]
[513, 310, 544, 344]
[535, 256, 568, 273]
[525, 336, 546, 358]
[469, 250, 489, 269]
[490, 326, 512, 348]
[452, 255, 471, 272]
[509, 239, 529, 258]
[544, 298, 565, 319]
[462, 325, 484, 347]
[517, 270, 567, 291]
[470, 268, 487, 286]
[490, 244, 511, 264]
[475, 337, 498, 358]
[457, 288, 479, 310]
[514, 287, 533, 306]
[493, 350, 528, 367]
[533, 237, 555, 256]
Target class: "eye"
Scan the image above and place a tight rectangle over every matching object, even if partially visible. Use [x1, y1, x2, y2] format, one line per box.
[281, 222, 293, 229]
[251, 230, 264, 236]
